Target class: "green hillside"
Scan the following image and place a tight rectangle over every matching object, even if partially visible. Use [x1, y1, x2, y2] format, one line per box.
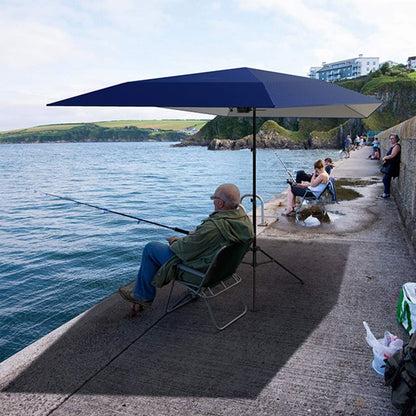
[95, 120, 208, 130]
[0, 119, 209, 144]
[339, 63, 416, 131]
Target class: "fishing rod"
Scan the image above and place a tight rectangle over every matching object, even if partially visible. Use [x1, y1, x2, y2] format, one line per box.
[267, 144, 296, 182]
[38, 191, 190, 235]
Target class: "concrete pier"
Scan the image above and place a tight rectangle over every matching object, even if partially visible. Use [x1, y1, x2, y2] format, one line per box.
[1, 146, 415, 415]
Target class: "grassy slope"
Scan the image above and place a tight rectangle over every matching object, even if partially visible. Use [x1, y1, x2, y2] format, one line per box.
[1, 119, 209, 135]
[96, 120, 209, 130]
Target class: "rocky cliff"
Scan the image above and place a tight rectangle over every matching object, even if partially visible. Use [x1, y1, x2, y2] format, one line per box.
[207, 119, 365, 150]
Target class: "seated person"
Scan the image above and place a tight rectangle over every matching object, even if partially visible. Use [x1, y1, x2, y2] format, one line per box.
[295, 157, 334, 183]
[373, 137, 380, 154]
[119, 183, 254, 309]
[368, 149, 380, 160]
[282, 159, 329, 216]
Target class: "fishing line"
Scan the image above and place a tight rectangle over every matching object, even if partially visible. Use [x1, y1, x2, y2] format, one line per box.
[37, 191, 190, 235]
[267, 143, 296, 182]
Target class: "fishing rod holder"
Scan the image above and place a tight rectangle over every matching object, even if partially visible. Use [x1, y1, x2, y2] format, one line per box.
[240, 194, 267, 227]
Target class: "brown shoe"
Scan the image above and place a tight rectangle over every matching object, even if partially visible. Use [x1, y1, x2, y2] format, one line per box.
[118, 285, 152, 307]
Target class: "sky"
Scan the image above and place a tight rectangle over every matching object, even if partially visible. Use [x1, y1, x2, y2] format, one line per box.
[1, 0, 415, 131]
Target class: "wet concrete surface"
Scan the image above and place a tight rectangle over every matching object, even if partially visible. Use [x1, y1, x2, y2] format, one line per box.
[258, 152, 387, 237]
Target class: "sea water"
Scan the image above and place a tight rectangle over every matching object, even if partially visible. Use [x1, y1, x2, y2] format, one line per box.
[0, 141, 340, 362]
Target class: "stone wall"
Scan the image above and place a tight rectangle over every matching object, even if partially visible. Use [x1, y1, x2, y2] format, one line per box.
[377, 116, 416, 249]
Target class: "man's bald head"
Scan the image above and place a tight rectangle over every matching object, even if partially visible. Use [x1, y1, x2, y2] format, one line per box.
[215, 184, 240, 210]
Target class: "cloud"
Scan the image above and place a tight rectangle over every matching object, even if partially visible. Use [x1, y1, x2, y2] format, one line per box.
[0, 18, 75, 70]
[236, 0, 416, 65]
[0, 0, 415, 131]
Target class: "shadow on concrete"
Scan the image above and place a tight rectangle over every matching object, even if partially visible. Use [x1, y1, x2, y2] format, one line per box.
[2, 238, 348, 398]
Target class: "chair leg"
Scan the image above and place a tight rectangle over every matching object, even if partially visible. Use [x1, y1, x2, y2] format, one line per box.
[165, 279, 176, 313]
[295, 195, 308, 215]
[316, 202, 326, 216]
[165, 280, 196, 313]
[203, 284, 248, 331]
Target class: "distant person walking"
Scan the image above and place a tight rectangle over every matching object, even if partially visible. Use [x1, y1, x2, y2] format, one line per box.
[354, 135, 360, 149]
[378, 134, 401, 199]
[344, 134, 352, 158]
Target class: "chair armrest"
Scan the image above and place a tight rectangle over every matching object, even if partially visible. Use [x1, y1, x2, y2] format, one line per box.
[177, 263, 205, 278]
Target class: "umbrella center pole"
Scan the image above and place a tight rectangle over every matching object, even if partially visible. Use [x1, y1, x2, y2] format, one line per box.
[249, 108, 304, 312]
[252, 108, 257, 311]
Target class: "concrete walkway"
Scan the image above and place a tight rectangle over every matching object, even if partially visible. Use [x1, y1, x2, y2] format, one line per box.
[1, 147, 415, 416]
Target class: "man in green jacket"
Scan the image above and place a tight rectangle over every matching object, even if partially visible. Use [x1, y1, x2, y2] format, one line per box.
[119, 183, 254, 308]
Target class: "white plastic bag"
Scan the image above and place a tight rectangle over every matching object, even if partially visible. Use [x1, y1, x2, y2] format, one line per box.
[363, 321, 403, 375]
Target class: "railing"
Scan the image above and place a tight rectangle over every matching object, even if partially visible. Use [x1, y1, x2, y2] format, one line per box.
[240, 194, 267, 226]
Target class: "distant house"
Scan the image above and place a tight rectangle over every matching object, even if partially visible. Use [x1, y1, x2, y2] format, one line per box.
[308, 67, 321, 80]
[407, 56, 416, 69]
[178, 127, 199, 135]
[309, 54, 379, 82]
[381, 60, 400, 68]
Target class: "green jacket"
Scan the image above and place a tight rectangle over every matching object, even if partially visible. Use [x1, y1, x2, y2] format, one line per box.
[152, 208, 254, 287]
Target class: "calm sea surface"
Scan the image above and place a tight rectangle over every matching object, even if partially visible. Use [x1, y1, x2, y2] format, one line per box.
[0, 142, 340, 362]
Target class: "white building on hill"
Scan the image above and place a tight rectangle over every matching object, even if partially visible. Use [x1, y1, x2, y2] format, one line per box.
[309, 55, 379, 82]
[407, 56, 416, 69]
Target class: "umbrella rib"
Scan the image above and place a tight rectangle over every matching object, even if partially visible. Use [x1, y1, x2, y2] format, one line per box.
[344, 104, 370, 118]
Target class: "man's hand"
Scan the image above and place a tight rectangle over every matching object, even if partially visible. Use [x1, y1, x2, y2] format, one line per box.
[166, 236, 179, 244]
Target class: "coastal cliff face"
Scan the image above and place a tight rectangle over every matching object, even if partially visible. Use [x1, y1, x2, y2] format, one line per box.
[187, 113, 373, 151]
[206, 118, 366, 150]
[207, 129, 307, 150]
[374, 88, 416, 120]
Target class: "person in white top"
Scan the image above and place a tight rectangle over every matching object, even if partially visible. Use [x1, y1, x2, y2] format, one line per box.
[282, 159, 329, 216]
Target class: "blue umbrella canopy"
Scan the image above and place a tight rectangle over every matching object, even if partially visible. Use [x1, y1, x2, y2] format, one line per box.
[48, 67, 382, 309]
[48, 67, 381, 118]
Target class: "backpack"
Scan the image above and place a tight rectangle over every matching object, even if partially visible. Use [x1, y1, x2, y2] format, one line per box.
[384, 333, 416, 415]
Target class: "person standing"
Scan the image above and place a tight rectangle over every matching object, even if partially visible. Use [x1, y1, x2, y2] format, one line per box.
[355, 135, 360, 149]
[378, 134, 401, 199]
[344, 135, 352, 158]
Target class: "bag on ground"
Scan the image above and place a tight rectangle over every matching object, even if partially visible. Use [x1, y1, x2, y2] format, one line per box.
[384, 333, 416, 415]
[398, 283, 416, 335]
[364, 321, 403, 375]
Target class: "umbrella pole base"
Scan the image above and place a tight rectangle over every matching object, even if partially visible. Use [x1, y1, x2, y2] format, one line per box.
[248, 245, 304, 285]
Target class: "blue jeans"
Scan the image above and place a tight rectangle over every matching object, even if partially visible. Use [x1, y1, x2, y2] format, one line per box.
[134, 242, 176, 302]
[383, 174, 392, 195]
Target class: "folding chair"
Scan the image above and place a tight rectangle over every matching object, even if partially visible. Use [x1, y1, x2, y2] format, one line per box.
[327, 177, 337, 202]
[165, 241, 252, 330]
[295, 179, 336, 221]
